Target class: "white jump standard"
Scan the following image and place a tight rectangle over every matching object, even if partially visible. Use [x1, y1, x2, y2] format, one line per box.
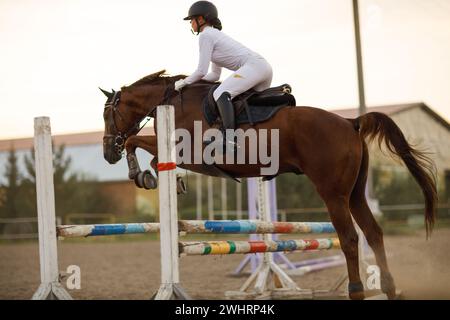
[32, 117, 72, 300]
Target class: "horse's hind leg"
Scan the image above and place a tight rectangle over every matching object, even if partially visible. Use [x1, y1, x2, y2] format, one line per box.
[349, 141, 396, 299]
[307, 132, 365, 299]
[321, 191, 365, 300]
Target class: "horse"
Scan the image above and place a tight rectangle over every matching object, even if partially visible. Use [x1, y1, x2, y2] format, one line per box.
[100, 70, 437, 300]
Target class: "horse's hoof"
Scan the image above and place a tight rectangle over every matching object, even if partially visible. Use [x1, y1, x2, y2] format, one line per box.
[177, 176, 187, 195]
[381, 273, 396, 300]
[142, 170, 157, 189]
[348, 281, 365, 300]
[134, 171, 157, 190]
[134, 173, 144, 189]
[348, 291, 365, 300]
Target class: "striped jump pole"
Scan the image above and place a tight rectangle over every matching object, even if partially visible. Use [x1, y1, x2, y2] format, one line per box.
[56, 220, 336, 238]
[180, 238, 340, 256]
[179, 220, 335, 234]
[57, 223, 160, 237]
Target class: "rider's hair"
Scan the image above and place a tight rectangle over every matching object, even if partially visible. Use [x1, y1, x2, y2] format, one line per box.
[208, 17, 222, 30]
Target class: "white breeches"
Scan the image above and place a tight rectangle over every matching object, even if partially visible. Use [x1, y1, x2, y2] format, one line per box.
[213, 57, 273, 101]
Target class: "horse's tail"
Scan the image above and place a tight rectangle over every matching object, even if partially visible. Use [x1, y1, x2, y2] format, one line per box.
[354, 112, 438, 238]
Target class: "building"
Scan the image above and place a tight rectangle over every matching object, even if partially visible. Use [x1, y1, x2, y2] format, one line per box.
[333, 102, 450, 202]
[0, 127, 158, 217]
[333, 102, 450, 173]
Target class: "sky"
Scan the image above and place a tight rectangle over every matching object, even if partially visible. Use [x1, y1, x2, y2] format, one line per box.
[1, 0, 449, 139]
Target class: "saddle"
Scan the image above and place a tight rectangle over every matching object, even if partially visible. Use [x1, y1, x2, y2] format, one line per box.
[203, 84, 296, 127]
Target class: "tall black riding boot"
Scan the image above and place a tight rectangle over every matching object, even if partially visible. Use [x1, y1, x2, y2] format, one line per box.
[216, 92, 237, 151]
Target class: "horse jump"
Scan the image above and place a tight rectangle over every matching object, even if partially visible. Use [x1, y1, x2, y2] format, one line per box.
[154, 105, 341, 299]
[32, 110, 342, 300]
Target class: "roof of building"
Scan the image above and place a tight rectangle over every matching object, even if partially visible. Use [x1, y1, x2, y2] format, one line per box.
[331, 102, 450, 130]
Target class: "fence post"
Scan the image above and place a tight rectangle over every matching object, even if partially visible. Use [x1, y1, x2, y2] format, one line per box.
[153, 105, 190, 300]
[32, 117, 72, 300]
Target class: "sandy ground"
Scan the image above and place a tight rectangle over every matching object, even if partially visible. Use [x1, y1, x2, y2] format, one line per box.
[1, 229, 450, 300]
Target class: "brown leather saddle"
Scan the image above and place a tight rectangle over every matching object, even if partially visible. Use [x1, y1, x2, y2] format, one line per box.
[203, 83, 296, 127]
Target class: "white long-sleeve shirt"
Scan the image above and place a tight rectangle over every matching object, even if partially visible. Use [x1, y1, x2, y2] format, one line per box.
[184, 26, 262, 84]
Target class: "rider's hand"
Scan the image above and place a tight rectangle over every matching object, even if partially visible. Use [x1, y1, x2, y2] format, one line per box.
[174, 79, 187, 92]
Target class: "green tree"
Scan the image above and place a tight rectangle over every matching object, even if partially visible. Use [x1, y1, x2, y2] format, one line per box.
[373, 168, 427, 220]
[0, 147, 21, 218]
[277, 174, 325, 208]
[22, 143, 116, 220]
[20, 147, 37, 217]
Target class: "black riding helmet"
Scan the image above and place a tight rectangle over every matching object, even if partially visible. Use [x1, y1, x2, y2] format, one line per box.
[184, 1, 222, 34]
[184, 1, 218, 21]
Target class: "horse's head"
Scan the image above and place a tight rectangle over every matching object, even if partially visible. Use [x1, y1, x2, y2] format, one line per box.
[100, 70, 174, 164]
[100, 88, 129, 164]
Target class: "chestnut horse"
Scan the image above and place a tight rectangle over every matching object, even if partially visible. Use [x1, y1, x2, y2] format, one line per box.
[101, 70, 437, 300]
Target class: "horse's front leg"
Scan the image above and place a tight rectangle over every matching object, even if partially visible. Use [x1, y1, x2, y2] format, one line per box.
[125, 135, 187, 194]
[125, 135, 158, 189]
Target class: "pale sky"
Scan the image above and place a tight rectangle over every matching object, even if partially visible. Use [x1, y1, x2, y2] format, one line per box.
[1, 0, 449, 139]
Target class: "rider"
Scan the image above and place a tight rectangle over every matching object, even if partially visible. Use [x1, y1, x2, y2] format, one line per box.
[174, 1, 273, 147]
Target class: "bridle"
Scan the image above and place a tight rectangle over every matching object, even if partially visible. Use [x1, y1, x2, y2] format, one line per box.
[103, 84, 179, 158]
[103, 90, 132, 157]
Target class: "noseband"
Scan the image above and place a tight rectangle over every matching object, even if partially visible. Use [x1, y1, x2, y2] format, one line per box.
[103, 90, 136, 157]
[103, 85, 179, 158]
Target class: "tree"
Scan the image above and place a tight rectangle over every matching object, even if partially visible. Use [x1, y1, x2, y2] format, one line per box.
[373, 167, 427, 220]
[0, 148, 21, 218]
[22, 143, 115, 220]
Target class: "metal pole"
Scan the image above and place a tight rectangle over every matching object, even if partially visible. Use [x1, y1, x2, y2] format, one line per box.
[352, 0, 371, 288]
[353, 0, 366, 116]
[207, 176, 214, 220]
[196, 174, 202, 220]
[236, 182, 242, 220]
[221, 179, 227, 220]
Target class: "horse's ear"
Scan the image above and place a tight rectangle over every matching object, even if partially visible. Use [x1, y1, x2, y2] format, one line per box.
[99, 87, 113, 99]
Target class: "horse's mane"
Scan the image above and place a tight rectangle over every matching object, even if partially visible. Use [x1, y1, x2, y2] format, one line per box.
[123, 69, 214, 90]
[123, 70, 185, 90]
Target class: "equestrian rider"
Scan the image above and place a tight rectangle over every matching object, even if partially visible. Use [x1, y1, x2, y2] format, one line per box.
[174, 1, 273, 146]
